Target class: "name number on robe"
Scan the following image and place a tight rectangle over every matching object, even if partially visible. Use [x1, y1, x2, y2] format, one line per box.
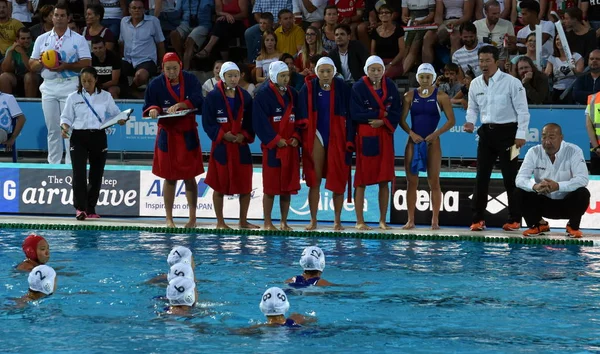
[273, 115, 282, 122]
[290, 114, 295, 122]
[217, 117, 228, 123]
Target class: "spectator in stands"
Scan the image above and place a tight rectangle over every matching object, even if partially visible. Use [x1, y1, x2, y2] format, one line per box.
[29, 4, 53, 40]
[293, 0, 327, 28]
[294, 26, 326, 75]
[475, 0, 511, 20]
[202, 60, 223, 96]
[170, 0, 213, 70]
[572, 49, 600, 105]
[194, 0, 246, 62]
[450, 68, 474, 108]
[149, 0, 180, 32]
[370, 4, 405, 78]
[8, 0, 33, 26]
[82, 3, 115, 52]
[564, 7, 597, 67]
[0, 0, 24, 57]
[436, 62, 462, 98]
[321, 5, 337, 52]
[330, 23, 369, 83]
[515, 56, 549, 104]
[275, 9, 305, 56]
[305, 52, 324, 79]
[255, 31, 281, 83]
[508, 32, 539, 75]
[580, 0, 600, 33]
[84, 0, 127, 41]
[357, 0, 402, 50]
[0, 90, 25, 152]
[329, 0, 364, 39]
[91, 36, 121, 98]
[424, 0, 473, 60]
[545, 35, 584, 104]
[474, 0, 515, 67]
[67, 17, 79, 33]
[452, 23, 486, 78]
[237, 62, 256, 96]
[119, 0, 165, 98]
[281, 52, 304, 90]
[516, 1, 554, 62]
[0, 27, 38, 97]
[512, 0, 549, 25]
[401, 0, 436, 74]
[586, 92, 600, 174]
[245, 0, 291, 63]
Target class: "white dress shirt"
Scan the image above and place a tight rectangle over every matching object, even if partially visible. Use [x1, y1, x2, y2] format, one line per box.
[31, 28, 91, 81]
[60, 89, 121, 130]
[516, 141, 589, 200]
[466, 68, 531, 139]
[0, 93, 23, 133]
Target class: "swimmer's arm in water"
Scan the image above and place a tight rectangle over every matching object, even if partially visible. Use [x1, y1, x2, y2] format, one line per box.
[289, 312, 317, 325]
[284, 277, 295, 283]
[315, 278, 335, 286]
[145, 273, 168, 285]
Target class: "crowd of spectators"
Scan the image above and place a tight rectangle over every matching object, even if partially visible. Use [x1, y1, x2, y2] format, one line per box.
[0, 0, 599, 104]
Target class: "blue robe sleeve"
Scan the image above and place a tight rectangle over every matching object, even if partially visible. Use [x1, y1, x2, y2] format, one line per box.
[339, 80, 356, 148]
[241, 90, 255, 143]
[297, 84, 309, 121]
[202, 90, 222, 142]
[252, 88, 280, 148]
[143, 76, 163, 116]
[183, 72, 204, 110]
[385, 77, 402, 128]
[350, 80, 381, 122]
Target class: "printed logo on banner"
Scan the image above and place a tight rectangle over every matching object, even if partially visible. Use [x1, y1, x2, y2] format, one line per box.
[468, 192, 508, 214]
[124, 115, 157, 140]
[19, 169, 139, 216]
[0, 168, 19, 213]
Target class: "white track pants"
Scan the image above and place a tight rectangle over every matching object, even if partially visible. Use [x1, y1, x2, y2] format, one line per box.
[40, 77, 78, 164]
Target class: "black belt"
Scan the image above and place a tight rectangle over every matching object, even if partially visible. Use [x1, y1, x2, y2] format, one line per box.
[481, 122, 517, 129]
[73, 129, 104, 133]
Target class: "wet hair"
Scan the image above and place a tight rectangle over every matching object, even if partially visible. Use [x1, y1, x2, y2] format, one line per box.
[520, 0, 540, 15]
[77, 66, 102, 94]
[478, 45, 500, 61]
[304, 269, 321, 277]
[86, 3, 105, 21]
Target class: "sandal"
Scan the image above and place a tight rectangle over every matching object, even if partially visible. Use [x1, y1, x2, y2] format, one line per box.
[195, 48, 210, 59]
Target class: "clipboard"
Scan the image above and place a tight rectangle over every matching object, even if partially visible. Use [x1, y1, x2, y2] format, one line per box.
[142, 108, 198, 120]
[99, 109, 134, 129]
[509, 144, 520, 160]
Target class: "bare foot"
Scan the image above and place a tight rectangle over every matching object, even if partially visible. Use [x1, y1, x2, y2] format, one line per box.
[280, 223, 293, 231]
[216, 222, 231, 230]
[379, 222, 393, 230]
[184, 220, 197, 228]
[402, 222, 415, 230]
[356, 223, 372, 231]
[431, 223, 440, 230]
[166, 219, 176, 228]
[240, 221, 260, 229]
[333, 223, 345, 231]
[305, 221, 317, 230]
[264, 223, 278, 231]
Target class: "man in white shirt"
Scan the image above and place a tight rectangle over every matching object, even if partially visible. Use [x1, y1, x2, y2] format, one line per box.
[515, 123, 590, 238]
[29, 3, 91, 164]
[463, 45, 530, 232]
[293, 0, 327, 27]
[473, 1, 514, 64]
[516, 0, 554, 63]
[0, 91, 26, 152]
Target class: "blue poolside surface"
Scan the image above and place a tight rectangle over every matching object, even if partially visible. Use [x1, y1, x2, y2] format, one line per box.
[1, 228, 600, 353]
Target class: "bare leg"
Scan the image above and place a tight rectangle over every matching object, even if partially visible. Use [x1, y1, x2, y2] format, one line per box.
[213, 191, 230, 229]
[403, 141, 418, 230]
[164, 179, 177, 228]
[402, 41, 422, 75]
[422, 30, 436, 64]
[197, 35, 219, 58]
[333, 192, 344, 230]
[170, 30, 184, 59]
[183, 37, 196, 70]
[355, 186, 372, 230]
[427, 138, 442, 230]
[378, 181, 392, 230]
[0, 72, 16, 94]
[24, 72, 39, 98]
[239, 193, 260, 228]
[184, 178, 197, 228]
[280, 195, 293, 231]
[263, 194, 277, 230]
[307, 138, 325, 230]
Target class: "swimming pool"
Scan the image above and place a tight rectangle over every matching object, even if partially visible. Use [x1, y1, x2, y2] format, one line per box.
[1, 229, 600, 353]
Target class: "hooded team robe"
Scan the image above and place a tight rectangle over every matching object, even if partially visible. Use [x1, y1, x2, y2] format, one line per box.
[202, 82, 255, 195]
[351, 76, 401, 187]
[143, 71, 204, 180]
[298, 76, 355, 195]
[252, 82, 302, 195]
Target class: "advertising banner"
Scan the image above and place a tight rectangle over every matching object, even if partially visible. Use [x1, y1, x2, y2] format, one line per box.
[18, 168, 140, 216]
[0, 168, 19, 213]
[138, 170, 264, 220]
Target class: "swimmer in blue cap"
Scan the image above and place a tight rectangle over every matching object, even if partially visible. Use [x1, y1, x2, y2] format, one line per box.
[285, 246, 333, 287]
[259, 287, 314, 327]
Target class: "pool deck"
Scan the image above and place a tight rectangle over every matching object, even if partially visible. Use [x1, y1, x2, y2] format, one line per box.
[2, 215, 599, 245]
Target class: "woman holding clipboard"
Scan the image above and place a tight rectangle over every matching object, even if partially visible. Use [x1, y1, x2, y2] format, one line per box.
[60, 66, 127, 220]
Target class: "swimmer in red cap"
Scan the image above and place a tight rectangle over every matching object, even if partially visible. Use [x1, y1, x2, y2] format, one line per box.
[16, 234, 50, 272]
[142, 52, 204, 228]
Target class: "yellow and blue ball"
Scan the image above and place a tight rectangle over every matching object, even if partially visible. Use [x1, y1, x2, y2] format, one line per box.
[41, 50, 61, 69]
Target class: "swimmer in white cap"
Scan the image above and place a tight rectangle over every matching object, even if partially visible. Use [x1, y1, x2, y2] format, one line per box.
[285, 246, 333, 287]
[202, 61, 260, 231]
[258, 287, 314, 327]
[166, 277, 196, 315]
[399, 63, 456, 230]
[350, 55, 402, 231]
[147, 246, 196, 284]
[297, 57, 355, 231]
[252, 61, 301, 231]
[23, 265, 57, 302]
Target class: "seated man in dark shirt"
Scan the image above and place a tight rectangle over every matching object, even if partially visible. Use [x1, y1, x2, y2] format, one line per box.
[0, 27, 38, 97]
[572, 49, 600, 105]
[91, 36, 121, 98]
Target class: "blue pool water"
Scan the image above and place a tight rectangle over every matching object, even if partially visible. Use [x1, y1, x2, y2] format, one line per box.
[1, 229, 600, 353]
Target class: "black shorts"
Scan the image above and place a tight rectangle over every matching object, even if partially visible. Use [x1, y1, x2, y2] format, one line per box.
[121, 60, 158, 78]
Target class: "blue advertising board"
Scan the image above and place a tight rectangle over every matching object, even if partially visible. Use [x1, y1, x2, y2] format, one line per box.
[14, 100, 590, 159]
[0, 168, 19, 213]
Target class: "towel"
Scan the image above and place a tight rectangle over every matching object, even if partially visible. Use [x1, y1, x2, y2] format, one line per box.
[411, 141, 428, 175]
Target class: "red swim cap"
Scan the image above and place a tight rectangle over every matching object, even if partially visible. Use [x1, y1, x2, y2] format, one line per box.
[22, 234, 46, 262]
[162, 52, 182, 66]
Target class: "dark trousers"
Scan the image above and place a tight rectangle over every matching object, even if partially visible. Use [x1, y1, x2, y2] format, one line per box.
[516, 187, 591, 230]
[472, 123, 520, 223]
[591, 152, 600, 175]
[70, 130, 107, 214]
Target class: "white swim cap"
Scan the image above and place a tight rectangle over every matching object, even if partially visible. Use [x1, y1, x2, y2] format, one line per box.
[269, 61, 289, 84]
[167, 246, 193, 266]
[219, 61, 240, 82]
[28, 265, 56, 295]
[166, 277, 196, 307]
[364, 55, 385, 76]
[416, 63, 437, 84]
[315, 57, 337, 77]
[259, 287, 290, 316]
[299, 246, 326, 271]
[167, 262, 195, 283]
